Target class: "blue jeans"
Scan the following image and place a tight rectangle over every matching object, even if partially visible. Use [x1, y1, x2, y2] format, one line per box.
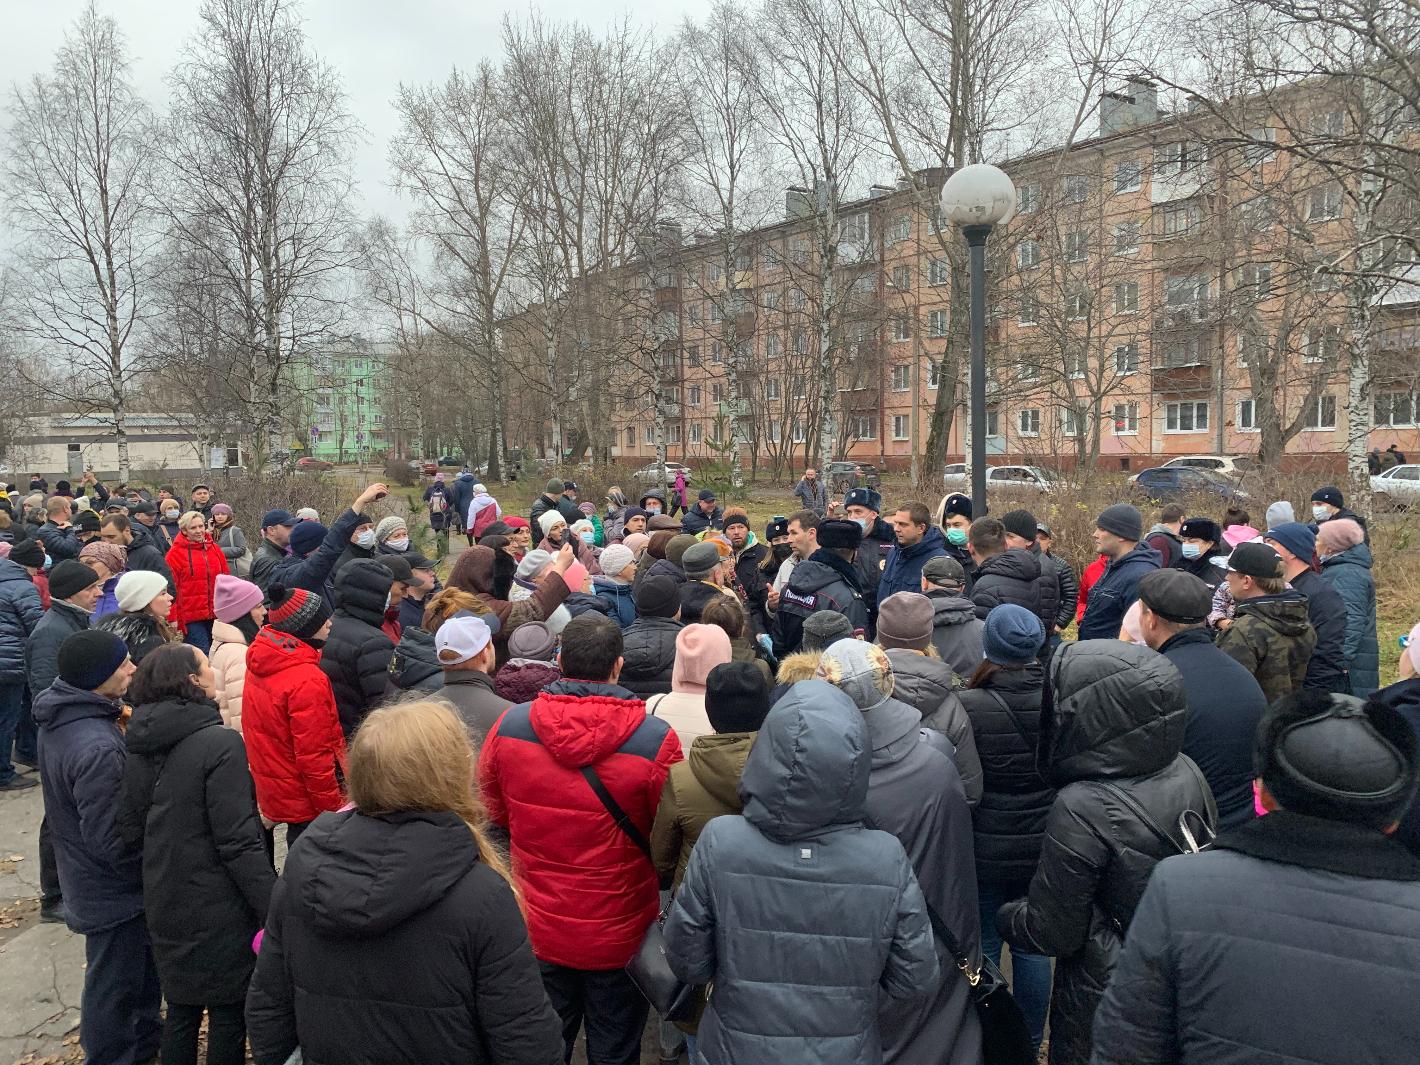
[978, 879, 1052, 1052]
[0, 682, 25, 784]
[184, 619, 213, 654]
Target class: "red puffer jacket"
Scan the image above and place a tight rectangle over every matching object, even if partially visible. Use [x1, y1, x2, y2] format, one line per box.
[478, 680, 682, 970]
[242, 627, 346, 824]
[165, 531, 229, 626]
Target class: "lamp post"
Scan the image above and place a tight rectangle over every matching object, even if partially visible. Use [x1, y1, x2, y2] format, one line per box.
[939, 164, 1016, 515]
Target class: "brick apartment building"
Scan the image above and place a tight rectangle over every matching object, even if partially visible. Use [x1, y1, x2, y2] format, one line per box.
[500, 76, 1420, 475]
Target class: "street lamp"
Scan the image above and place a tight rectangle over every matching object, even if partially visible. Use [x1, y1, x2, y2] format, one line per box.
[940, 163, 1016, 515]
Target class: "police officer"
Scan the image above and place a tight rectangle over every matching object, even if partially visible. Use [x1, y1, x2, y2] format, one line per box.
[772, 518, 871, 656]
[936, 493, 976, 593]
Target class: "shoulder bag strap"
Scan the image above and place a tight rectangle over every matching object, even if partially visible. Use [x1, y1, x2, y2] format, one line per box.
[983, 689, 1034, 749]
[580, 765, 654, 864]
[646, 693, 667, 716]
[1097, 780, 1184, 855]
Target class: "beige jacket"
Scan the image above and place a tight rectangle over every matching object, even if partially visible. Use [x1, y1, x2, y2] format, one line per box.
[646, 690, 711, 749]
[209, 620, 250, 732]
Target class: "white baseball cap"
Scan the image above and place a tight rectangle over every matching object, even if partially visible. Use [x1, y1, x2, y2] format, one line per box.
[435, 615, 493, 666]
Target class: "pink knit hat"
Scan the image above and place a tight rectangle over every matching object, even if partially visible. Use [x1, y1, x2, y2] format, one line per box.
[672, 623, 733, 694]
[213, 574, 264, 623]
[622, 532, 650, 558]
[1222, 524, 1262, 549]
[1316, 517, 1365, 554]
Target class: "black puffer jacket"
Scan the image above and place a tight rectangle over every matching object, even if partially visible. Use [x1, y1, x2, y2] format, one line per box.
[882, 647, 983, 807]
[118, 697, 273, 1004]
[319, 559, 395, 738]
[998, 640, 1214, 1065]
[1047, 552, 1079, 630]
[95, 610, 173, 665]
[125, 522, 175, 589]
[389, 626, 443, 693]
[619, 616, 683, 696]
[1026, 543, 1061, 640]
[970, 548, 1042, 624]
[957, 663, 1054, 885]
[246, 808, 563, 1065]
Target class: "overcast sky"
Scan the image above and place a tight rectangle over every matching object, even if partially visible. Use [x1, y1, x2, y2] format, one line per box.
[1, 0, 709, 222]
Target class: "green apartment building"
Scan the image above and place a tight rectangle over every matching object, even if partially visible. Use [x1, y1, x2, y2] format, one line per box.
[293, 344, 393, 462]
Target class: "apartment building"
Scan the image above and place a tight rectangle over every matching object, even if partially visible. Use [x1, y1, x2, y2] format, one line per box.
[506, 77, 1420, 474]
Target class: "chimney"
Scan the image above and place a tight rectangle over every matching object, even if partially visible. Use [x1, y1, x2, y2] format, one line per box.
[785, 186, 813, 220]
[655, 218, 682, 246]
[1100, 76, 1159, 135]
[869, 184, 894, 198]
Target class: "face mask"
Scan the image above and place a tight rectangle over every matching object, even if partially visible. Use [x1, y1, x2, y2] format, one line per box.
[385, 537, 409, 552]
[42, 554, 53, 571]
[945, 527, 968, 547]
[772, 543, 793, 562]
[163, 510, 179, 521]
[355, 529, 376, 549]
[853, 517, 870, 532]
[1181, 543, 1202, 560]
[579, 531, 595, 545]
[645, 505, 661, 515]
[1312, 505, 1331, 522]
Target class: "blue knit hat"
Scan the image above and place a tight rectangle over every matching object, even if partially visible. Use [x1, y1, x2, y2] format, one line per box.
[983, 604, 1044, 666]
[288, 521, 328, 557]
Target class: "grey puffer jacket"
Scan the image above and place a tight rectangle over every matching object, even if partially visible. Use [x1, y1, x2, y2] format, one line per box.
[998, 641, 1214, 1065]
[882, 648, 983, 807]
[0, 559, 44, 682]
[664, 681, 939, 1065]
[924, 592, 985, 679]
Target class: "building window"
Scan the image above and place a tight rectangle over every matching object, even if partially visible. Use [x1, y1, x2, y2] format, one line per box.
[1161, 200, 1203, 237]
[1156, 141, 1206, 176]
[711, 342, 724, 364]
[687, 303, 702, 326]
[927, 310, 948, 338]
[854, 415, 877, 440]
[1018, 359, 1040, 381]
[1018, 295, 1039, 325]
[928, 362, 941, 389]
[1112, 402, 1139, 434]
[850, 274, 875, 295]
[1018, 240, 1041, 269]
[644, 426, 655, 445]
[985, 409, 1000, 437]
[1114, 221, 1141, 254]
[1376, 391, 1416, 427]
[667, 424, 682, 445]
[1114, 343, 1140, 374]
[791, 375, 806, 399]
[1303, 394, 1337, 430]
[708, 301, 723, 323]
[768, 420, 781, 443]
[929, 258, 948, 285]
[792, 239, 810, 265]
[1061, 407, 1084, 437]
[763, 290, 780, 310]
[1240, 262, 1273, 300]
[1017, 408, 1041, 437]
[1065, 350, 1086, 378]
[689, 422, 703, 444]
[891, 264, 911, 289]
[1309, 182, 1343, 221]
[792, 419, 806, 443]
[1166, 274, 1209, 306]
[686, 345, 701, 367]
[1305, 325, 1341, 362]
[1064, 175, 1090, 204]
[1239, 331, 1268, 367]
[1066, 288, 1090, 319]
[1065, 231, 1088, 262]
[711, 383, 724, 403]
[1237, 399, 1257, 431]
[1165, 401, 1209, 433]
[790, 288, 808, 311]
[707, 263, 724, 283]
[763, 248, 781, 272]
[626, 427, 636, 447]
[1244, 127, 1278, 165]
[1161, 334, 1209, 367]
[1114, 160, 1142, 193]
[792, 327, 808, 355]
[1313, 110, 1345, 136]
[888, 215, 911, 244]
[891, 364, 910, 391]
[688, 385, 701, 406]
[765, 379, 781, 401]
[893, 414, 910, 441]
[1114, 281, 1139, 313]
[1017, 183, 1040, 213]
[765, 335, 781, 358]
[893, 317, 911, 342]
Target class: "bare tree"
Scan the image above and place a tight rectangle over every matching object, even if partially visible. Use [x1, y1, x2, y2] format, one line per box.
[162, 0, 358, 472]
[2, 3, 156, 480]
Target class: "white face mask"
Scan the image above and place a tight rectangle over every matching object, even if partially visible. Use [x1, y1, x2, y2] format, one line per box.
[1312, 505, 1331, 523]
[355, 529, 377, 549]
[385, 537, 409, 552]
[163, 510, 179, 521]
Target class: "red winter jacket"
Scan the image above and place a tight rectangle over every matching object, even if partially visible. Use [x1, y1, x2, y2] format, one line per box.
[1075, 552, 1110, 623]
[165, 531, 229, 627]
[242, 627, 347, 824]
[478, 680, 683, 970]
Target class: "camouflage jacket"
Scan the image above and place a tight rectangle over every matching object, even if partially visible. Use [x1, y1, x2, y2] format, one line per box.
[1215, 591, 1317, 706]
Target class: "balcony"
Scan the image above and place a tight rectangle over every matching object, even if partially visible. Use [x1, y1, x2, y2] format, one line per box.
[653, 285, 680, 309]
[1153, 298, 1221, 332]
[1150, 349, 1213, 392]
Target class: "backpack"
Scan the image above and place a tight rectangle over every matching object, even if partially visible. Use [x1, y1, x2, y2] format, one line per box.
[1099, 756, 1218, 855]
[428, 487, 448, 514]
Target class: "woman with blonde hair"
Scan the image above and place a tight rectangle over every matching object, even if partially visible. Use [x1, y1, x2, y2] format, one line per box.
[247, 699, 562, 1065]
[165, 510, 229, 654]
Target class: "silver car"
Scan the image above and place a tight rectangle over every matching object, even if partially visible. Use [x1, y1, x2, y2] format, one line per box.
[942, 464, 1056, 494]
[1371, 464, 1420, 509]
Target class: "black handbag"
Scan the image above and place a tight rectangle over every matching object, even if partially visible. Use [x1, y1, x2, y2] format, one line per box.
[579, 766, 697, 1021]
[924, 901, 1035, 1065]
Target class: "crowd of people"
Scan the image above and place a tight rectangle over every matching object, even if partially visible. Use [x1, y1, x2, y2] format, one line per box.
[0, 464, 1418, 1065]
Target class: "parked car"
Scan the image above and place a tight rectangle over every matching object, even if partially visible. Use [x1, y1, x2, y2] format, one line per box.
[941, 464, 1056, 495]
[295, 457, 334, 472]
[824, 461, 881, 494]
[1133, 465, 1249, 503]
[1155, 454, 1257, 481]
[632, 461, 693, 487]
[1371, 464, 1420, 509]
[437, 455, 464, 467]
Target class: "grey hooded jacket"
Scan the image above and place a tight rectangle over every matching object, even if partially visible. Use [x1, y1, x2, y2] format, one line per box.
[882, 648, 983, 807]
[924, 591, 985, 679]
[664, 680, 939, 1065]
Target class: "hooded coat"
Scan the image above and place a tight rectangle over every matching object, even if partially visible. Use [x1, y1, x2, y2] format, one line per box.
[924, 591, 986, 679]
[663, 681, 939, 1065]
[33, 680, 142, 933]
[165, 531, 230, 627]
[1143, 524, 1182, 569]
[492, 659, 562, 705]
[997, 641, 1214, 1065]
[591, 576, 636, 629]
[1077, 542, 1161, 641]
[877, 526, 949, 606]
[446, 472, 478, 529]
[388, 625, 443, 693]
[25, 596, 88, 696]
[117, 696, 273, 1004]
[1215, 590, 1318, 706]
[242, 628, 346, 824]
[650, 731, 755, 890]
[619, 615, 683, 696]
[448, 546, 570, 666]
[881, 648, 983, 807]
[772, 549, 870, 657]
[0, 558, 46, 680]
[970, 548, 1043, 624]
[477, 679, 682, 970]
[320, 559, 395, 738]
[269, 508, 366, 605]
[94, 610, 172, 665]
[1320, 543, 1380, 696]
[246, 809, 563, 1065]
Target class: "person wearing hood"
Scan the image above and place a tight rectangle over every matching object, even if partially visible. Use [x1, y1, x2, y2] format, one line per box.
[448, 542, 574, 667]
[1077, 503, 1161, 641]
[592, 544, 637, 629]
[1216, 542, 1318, 704]
[602, 487, 630, 539]
[478, 614, 683, 1065]
[96, 571, 180, 666]
[1318, 518, 1379, 697]
[319, 559, 396, 739]
[645, 623, 733, 748]
[77, 540, 125, 618]
[1309, 484, 1370, 545]
[34, 632, 158, 1065]
[332, 511, 379, 577]
[878, 501, 947, 606]
[492, 621, 563, 704]
[209, 575, 266, 731]
[663, 679, 939, 1065]
[968, 516, 1043, 627]
[874, 592, 982, 806]
[619, 575, 683, 697]
[242, 584, 343, 850]
[247, 700, 563, 1065]
[0, 545, 46, 790]
[117, 643, 273, 1065]
[157, 497, 183, 551]
[1263, 521, 1348, 694]
[1142, 503, 1185, 569]
[843, 487, 895, 619]
[918, 556, 985, 678]
[815, 641, 982, 1065]
[997, 640, 1215, 1065]
[955, 604, 1053, 1051]
[1092, 689, 1420, 1065]
[772, 518, 871, 657]
[1172, 516, 1226, 589]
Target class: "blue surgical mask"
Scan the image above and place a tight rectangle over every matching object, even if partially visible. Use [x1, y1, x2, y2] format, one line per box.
[945, 527, 968, 547]
[854, 517, 870, 532]
[1312, 505, 1331, 523]
[355, 529, 377, 549]
[1181, 542, 1202, 560]
[646, 505, 661, 515]
[580, 531, 595, 545]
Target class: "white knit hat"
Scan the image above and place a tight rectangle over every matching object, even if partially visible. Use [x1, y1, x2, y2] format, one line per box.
[375, 515, 408, 543]
[115, 570, 168, 613]
[600, 544, 634, 577]
[538, 510, 566, 537]
[517, 549, 554, 580]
